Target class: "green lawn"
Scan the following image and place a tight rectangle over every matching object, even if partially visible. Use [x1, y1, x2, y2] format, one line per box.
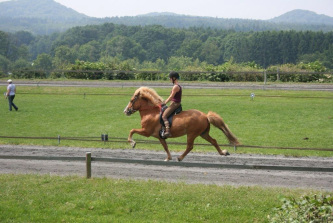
[0, 174, 325, 223]
[0, 85, 332, 156]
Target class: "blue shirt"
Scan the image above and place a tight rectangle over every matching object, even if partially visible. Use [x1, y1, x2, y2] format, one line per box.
[7, 84, 16, 96]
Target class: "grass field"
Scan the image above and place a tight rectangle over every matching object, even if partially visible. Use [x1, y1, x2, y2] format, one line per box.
[0, 84, 332, 156]
[1, 83, 332, 222]
[0, 174, 327, 223]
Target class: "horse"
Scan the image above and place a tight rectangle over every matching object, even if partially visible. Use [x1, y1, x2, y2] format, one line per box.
[123, 87, 240, 161]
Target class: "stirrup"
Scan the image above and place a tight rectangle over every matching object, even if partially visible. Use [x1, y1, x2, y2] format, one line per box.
[164, 127, 171, 137]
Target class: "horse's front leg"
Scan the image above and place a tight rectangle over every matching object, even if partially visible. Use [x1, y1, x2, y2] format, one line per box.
[159, 138, 172, 161]
[128, 128, 150, 148]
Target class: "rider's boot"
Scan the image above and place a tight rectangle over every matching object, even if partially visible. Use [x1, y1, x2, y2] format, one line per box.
[164, 121, 171, 137]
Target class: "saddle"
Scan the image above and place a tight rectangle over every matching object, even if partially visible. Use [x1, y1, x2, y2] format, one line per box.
[159, 104, 182, 139]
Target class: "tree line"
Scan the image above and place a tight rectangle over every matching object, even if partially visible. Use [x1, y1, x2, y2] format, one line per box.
[0, 23, 332, 82]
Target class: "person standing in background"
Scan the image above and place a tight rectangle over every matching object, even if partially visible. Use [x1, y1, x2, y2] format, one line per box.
[6, 79, 18, 111]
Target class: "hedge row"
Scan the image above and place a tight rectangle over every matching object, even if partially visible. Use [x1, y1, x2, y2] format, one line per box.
[7, 69, 332, 83]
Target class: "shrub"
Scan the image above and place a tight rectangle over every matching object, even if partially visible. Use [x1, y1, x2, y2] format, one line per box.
[49, 71, 64, 79]
[268, 194, 333, 223]
[103, 70, 114, 80]
[115, 72, 134, 80]
[13, 68, 46, 79]
[65, 61, 106, 80]
[135, 71, 160, 80]
[268, 62, 329, 82]
[0, 71, 5, 78]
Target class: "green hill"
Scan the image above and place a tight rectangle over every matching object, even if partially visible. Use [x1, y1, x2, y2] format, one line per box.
[270, 9, 333, 25]
[0, 0, 89, 20]
[0, 0, 333, 35]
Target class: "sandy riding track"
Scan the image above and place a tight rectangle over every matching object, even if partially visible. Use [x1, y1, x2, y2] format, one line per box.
[1, 145, 332, 191]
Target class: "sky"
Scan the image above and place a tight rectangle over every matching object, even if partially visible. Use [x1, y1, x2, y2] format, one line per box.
[50, 0, 333, 20]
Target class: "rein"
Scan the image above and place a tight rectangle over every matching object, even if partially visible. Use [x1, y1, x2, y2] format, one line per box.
[127, 91, 164, 115]
[127, 95, 139, 115]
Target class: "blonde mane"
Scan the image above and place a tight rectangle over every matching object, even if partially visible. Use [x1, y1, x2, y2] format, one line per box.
[135, 87, 164, 106]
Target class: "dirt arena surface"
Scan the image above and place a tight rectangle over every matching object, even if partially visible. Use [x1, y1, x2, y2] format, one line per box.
[1, 145, 332, 191]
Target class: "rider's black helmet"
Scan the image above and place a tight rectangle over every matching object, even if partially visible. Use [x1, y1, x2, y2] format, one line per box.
[169, 71, 180, 80]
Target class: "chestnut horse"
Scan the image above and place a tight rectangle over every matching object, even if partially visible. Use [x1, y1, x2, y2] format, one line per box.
[124, 87, 240, 161]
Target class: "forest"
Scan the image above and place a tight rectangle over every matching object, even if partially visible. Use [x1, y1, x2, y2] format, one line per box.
[0, 22, 332, 82]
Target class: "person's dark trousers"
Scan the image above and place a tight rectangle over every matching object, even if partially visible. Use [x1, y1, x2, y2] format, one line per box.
[8, 95, 18, 111]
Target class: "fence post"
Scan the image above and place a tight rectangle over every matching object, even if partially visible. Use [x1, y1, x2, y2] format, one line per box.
[86, 152, 92, 179]
[277, 67, 280, 82]
[264, 70, 267, 85]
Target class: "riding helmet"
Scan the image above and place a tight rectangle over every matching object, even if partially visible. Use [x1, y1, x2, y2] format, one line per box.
[169, 71, 180, 79]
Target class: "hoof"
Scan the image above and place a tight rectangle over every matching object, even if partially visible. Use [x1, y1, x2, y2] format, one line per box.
[164, 157, 172, 162]
[222, 149, 230, 156]
[177, 157, 182, 162]
[131, 141, 136, 148]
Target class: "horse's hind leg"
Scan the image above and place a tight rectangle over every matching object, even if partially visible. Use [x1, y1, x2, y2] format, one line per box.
[177, 136, 195, 162]
[200, 132, 230, 156]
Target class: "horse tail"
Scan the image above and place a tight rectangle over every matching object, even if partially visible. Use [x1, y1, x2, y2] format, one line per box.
[207, 111, 240, 146]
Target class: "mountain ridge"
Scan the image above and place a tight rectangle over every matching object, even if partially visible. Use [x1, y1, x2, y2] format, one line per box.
[0, 0, 89, 19]
[0, 0, 332, 35]
[269, 9, 333, 25]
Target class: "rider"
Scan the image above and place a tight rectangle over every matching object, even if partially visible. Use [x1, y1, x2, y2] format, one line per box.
[162, 71, 182, 137]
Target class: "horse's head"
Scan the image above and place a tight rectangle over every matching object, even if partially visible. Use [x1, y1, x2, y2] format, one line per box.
[124, 87, 164, 116]
[124, 92, 140, 116]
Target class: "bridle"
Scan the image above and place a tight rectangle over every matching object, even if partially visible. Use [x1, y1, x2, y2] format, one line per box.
[125, 94, 139, 115]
